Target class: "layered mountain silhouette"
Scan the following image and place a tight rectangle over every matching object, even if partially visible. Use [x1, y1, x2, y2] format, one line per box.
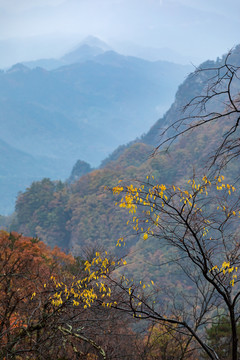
[0, 37, 191, 214]
[22, 36, 112, 70]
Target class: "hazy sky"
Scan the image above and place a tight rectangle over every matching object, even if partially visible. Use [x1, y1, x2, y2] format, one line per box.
[0, 0, 239, 67]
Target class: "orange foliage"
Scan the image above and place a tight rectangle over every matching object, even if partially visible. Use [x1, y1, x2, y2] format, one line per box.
[0, 230, 75, 358]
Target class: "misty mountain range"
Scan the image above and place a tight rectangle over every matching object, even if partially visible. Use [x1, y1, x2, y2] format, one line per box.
[0, 36, 191, 214]
[21, 36, 112, 71]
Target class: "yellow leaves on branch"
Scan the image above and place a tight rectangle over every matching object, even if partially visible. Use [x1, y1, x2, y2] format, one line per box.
[215, 175, 236, 194]
[116, 237, 125, 247]
[50, 252, 129, 309]
[51, 175, 240, 309]
[112, 175, 240, 289]
[50, 249, 155, 312]
[143, 233, 148, 240]
[112, 185, 124, 194]
[50, 252, 112, 308]
[189, 175, 235, 196]
[112, 175, 240, 239]
[210, 261, 238, 286]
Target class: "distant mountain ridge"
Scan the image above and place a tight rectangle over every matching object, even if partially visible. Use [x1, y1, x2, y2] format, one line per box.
[22, 36, 112, 70]
[0, 39, 191, 214]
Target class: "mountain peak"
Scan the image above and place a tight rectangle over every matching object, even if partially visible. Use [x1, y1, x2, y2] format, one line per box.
[7, 63, 30, 74]
[61, 37, 111, 64]
[79, 36, 111, 51]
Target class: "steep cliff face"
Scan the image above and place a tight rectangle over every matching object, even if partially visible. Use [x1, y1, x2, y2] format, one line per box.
[68, 160, 93, 184]
[142, 45, 240, 148]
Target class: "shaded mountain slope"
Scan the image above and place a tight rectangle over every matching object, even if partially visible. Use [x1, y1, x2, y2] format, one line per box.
[0, 51, 191, 214]
[0, 139, 63, 214]
[0, 55, 190, 167]
[143, 45, 240, 147]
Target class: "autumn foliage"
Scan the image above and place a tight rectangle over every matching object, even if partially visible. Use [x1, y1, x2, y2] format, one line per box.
[0, 231, 143, 359]
[0, 230, 75, 358]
